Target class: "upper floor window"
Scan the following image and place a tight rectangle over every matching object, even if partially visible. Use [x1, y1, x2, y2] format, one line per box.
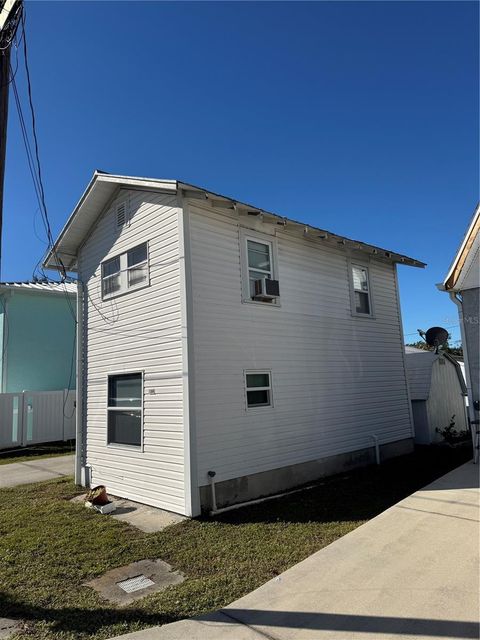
[240, 229, 280, 304]
[247, 240, 273, 298]
[351, 264, 372, 316]
[101, 242, 149, 299]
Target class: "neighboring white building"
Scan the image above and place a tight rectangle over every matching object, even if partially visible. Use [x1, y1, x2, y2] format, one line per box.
[405, 346, 468, 445]
[45, 172, 425, 516]
[439, 204, 479, 456]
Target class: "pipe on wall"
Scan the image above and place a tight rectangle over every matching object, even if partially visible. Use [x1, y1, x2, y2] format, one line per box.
[371, 434, 380, 465]
[208, 470, 217, 512]
[75, 281, 84, 485]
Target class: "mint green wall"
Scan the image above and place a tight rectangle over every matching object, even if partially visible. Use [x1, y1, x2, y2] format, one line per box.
[0, 301, 4, 391]
[1, 291, 76, 393]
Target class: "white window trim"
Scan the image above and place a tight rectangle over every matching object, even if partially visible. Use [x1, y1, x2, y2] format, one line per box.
[244, 369, 274, 411]
[101, 242, 150, 301]
[348, 258, 375, 318]
[239, 228, 280, 306]
[106, 370, 144, 451]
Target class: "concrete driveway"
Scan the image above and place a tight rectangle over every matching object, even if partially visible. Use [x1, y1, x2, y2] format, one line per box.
[0, 454, 74, 488]
[111, 461, 480, 640]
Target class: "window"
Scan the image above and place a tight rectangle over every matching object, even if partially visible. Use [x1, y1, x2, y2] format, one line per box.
[102, 256, 121, 297]
[351, 264, 372, 315]
[247, 240, 273, 299]
[107, 373, 142, 447]
[127, 243, 148, 287]
[101, 242, 149, 299]
[240, 229, 279, 304]
[245, 371, 272, 408]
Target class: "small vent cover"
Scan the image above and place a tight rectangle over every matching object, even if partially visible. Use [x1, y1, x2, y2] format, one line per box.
[117, 574, 155, 593]
[116, 202, 127, 228]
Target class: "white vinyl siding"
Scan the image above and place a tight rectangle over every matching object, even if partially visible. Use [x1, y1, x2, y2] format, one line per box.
[79, 189, 187, 514]
[187, 201, 413, 487]
[426, 359, 468, 442]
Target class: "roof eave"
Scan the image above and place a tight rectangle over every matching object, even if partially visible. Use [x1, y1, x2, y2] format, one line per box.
[45, 173, 426, 273]
[443, 203, 480, 290]
[178, 182, 426, 268]
[43, 172, 178, 272]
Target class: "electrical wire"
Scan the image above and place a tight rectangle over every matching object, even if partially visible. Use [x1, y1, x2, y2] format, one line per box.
[62, 321, 77, 419]
[15, 9, 77, 323]
[8, 9, 78, 418]
[20, 11, 54, 250]
[404, 325, 459, 337]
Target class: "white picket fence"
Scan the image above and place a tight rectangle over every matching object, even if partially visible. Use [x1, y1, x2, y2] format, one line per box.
[0, 390, 75, 450]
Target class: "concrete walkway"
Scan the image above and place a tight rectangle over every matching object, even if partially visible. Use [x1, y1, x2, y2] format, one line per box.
[0, 454, 74, 488]
[111, 461, 480, 640]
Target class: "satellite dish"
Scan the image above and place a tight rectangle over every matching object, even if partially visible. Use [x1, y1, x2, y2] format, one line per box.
[425, 326, 449, 353]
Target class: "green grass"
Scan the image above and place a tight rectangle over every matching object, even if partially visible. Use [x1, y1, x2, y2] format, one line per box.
[0, 442, 75, 465]
[0, 445, 471, 640]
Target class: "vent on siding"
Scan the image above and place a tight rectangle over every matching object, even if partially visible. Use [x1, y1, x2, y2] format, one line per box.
[116, 202, 128, 229]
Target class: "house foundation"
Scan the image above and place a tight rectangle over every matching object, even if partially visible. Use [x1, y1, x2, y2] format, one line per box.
[199, 438, 414, 511]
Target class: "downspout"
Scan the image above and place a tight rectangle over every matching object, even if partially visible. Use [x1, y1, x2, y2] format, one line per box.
[448, 291, 477, 463]
[75, 281, 84, 485]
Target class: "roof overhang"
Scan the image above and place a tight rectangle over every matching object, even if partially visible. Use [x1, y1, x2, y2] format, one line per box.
[44, 172, 426, 272]
[43, 172, 177, 271]
[443, 203, 480, 291]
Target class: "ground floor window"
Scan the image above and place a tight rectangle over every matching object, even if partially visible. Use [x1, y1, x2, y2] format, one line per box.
[107, 372, 143, 447]
[245, 371, 272, 408]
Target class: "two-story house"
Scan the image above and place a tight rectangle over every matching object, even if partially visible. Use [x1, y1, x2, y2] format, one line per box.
[45, 171, 425, 516]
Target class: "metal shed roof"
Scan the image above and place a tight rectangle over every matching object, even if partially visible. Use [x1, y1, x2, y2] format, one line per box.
[44, 171, 426, 272]
[0, 281, 77, 295]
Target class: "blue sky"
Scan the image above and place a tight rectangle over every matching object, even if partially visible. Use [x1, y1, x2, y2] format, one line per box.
[4, 1, 478, 344]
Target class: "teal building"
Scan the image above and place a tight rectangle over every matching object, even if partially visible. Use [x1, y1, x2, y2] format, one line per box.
[0, 282, 76, 393]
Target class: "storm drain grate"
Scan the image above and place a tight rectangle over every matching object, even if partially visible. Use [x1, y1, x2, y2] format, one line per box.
[117, 574, 155, 593]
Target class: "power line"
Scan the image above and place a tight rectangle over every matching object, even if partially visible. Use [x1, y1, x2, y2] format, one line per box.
[20, 10, 54, 250]
[404, 325, 459, 338]
[13, 9, 77, 322]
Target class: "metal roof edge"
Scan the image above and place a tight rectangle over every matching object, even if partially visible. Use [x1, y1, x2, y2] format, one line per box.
[0, 281, 77, 295]
[178, 181, 426, 268]
[46, 172, 426, 271]
[43, 171, 178, 271]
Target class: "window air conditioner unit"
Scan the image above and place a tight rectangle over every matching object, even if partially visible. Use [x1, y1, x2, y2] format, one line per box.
[254, 278, 280, 300]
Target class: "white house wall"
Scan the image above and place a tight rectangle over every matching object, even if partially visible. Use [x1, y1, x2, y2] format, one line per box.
[79, 188, 188, 514]
[426, 358, 468, 441]
[187, 201, 413, 488]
